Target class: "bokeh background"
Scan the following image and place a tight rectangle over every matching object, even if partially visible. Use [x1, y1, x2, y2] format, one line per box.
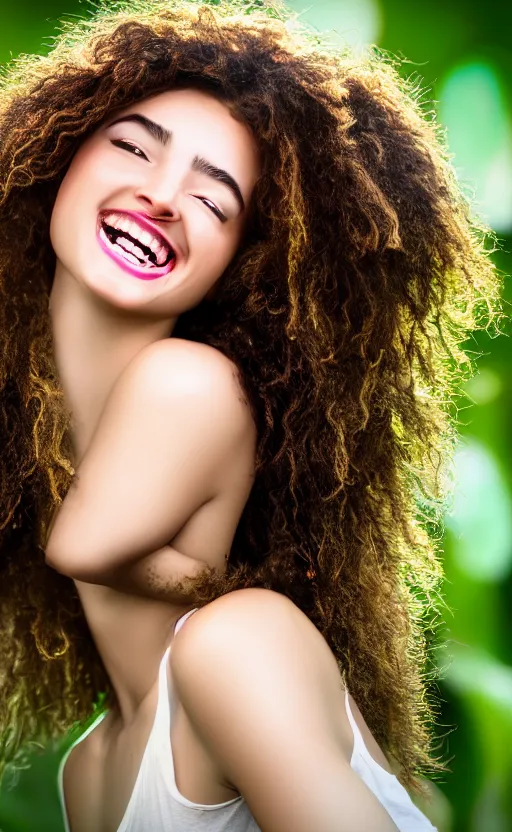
[0, 1, 511, 830]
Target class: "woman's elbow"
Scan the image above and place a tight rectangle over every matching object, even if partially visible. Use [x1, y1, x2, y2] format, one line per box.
[44, 534, 103, 582]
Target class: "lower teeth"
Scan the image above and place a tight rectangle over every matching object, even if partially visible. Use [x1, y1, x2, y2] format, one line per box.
[112, 242, 149, 266]
[100, 226, 154, 269]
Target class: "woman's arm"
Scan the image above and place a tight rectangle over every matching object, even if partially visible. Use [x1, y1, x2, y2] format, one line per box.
[46, 497, 209, 600]
[45, 338, 254, 594]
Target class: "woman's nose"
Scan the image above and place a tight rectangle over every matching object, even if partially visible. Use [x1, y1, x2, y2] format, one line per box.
[134, 179, 182, 221]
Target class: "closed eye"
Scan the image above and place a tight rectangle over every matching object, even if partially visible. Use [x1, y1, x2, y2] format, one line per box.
[194, 196, 227, 223]
[111, 139, 148, 160]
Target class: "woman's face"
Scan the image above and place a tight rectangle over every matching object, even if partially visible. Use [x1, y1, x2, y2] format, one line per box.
[50, 87, 260, 318]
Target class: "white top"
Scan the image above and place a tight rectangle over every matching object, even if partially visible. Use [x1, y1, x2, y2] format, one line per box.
[58, 608, 437, 831]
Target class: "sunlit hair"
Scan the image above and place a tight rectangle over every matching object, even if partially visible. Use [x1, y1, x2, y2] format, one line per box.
[0, 0, 503, 792]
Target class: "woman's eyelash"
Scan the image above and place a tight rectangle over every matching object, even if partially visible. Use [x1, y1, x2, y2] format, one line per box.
[196, 197, 227, 223]
[111, 139, 148, 159]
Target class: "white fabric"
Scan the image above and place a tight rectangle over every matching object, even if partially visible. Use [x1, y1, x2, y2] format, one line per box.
[345, 691, 437, 831]
[58, 608, 437, 831]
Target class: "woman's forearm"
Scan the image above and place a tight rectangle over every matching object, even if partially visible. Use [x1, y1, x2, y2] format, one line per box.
[51, 542, 211, 601]
[108, 543, 210, 600]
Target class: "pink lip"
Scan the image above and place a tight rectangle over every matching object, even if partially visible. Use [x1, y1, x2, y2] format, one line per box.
[97, 211, 178, 281]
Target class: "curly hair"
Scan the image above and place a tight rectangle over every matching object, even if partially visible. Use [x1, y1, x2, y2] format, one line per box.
[0, 0, 503, 793]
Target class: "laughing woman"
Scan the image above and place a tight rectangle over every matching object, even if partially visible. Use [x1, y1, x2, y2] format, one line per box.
[0, 1, 503, 830]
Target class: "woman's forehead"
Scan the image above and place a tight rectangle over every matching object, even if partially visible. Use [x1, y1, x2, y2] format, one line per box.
[100, 88, 260, 178]
[106, 87, 231, 122]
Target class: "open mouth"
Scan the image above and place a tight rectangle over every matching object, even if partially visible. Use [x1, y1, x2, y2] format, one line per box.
[99, 214, 176, 271]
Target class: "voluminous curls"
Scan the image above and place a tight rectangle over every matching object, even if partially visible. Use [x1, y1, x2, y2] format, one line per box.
[0, 0, 503, 792]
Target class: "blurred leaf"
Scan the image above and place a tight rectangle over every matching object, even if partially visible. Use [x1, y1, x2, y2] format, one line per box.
[445, 438, 512, 583]
[438, 61, 512, 233]
[0, 746, 64, 832]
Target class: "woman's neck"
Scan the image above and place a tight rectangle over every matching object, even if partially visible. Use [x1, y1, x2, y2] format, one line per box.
[49, 263, 174, 463]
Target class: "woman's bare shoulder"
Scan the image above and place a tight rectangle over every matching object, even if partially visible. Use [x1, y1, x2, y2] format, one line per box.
[133, 337, 240, 378]
[124, 337, 252, 419]
[169, 589, 399, 832]
[171, 588, 344, 719]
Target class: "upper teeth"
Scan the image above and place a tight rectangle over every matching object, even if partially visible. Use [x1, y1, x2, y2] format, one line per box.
[102, 212, 172, 262]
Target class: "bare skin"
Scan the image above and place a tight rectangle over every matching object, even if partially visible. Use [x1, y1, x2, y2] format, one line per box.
[46, 88, 401, 832]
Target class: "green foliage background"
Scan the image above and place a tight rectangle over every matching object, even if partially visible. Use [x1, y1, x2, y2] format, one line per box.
[0, 1, 511, 830]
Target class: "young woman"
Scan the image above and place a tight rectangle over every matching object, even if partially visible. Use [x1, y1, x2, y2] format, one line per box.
[0, 1, 502, 830]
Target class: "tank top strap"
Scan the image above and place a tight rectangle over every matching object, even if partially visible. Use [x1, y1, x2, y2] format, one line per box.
[58, 709, 108, 830]
[149, 608, 201, 747]
[343, 688, 366, 761]
[174, 607, 200, 636]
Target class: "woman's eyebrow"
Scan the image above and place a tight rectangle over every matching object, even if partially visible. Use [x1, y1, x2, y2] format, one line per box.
[191, 157, 245, 212]
[107, 113, 172, 146]
[105, 113, 245, 212]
